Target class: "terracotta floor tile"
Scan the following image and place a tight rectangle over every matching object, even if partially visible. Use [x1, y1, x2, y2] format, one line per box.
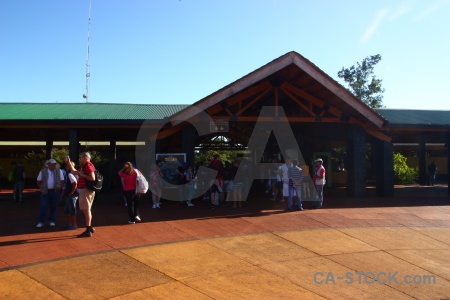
[326, 251, 450, 299]
[276, 229, 378, 255]
[261, 256, 413, 299]
[19, 251, 172, 299]
[110, 281, 212, 300]
[0, 270, 65, 299]
[122, 240, 253, 280]
[182, 265, 325, 300]
[205, 233, 318, 265]
[338, 227, 450, 250]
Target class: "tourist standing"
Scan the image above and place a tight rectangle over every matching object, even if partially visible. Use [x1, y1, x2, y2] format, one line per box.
[312, 158, 326, 209]
[287, 159, 304, 211]
[36, 159, 64, 227]
[149, 163, 162, 208]
[67, 152, 96, 237]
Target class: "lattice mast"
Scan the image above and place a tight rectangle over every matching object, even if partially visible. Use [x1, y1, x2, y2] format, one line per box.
[83, 0, 92, 102]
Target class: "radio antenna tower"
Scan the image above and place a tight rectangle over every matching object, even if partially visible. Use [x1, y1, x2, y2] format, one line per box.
[83, 0, 92, 103]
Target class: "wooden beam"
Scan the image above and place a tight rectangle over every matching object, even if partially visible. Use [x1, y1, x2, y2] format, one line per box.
[172, 80, 273, 125]
[280, 86, 317, 117]
[282, 82, 343, 118]
[235, 87, 272, 116]
[211, 116, 341, 123]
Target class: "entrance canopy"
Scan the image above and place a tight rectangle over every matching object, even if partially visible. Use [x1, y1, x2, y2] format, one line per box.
[0, 51, 449, 196]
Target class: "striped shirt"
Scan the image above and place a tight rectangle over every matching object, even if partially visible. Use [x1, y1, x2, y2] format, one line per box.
[288, 166, 304, 187]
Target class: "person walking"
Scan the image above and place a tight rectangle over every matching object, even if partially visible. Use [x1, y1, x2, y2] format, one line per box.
[312, 158, 326, 209]
[287, 159, 304, 211]
[36, 159, 64, 228]
[67, 152, 96, 237]
[118, 162, 142, 224]
[428, 161, 437, 186]
[13, 161, 26, 203]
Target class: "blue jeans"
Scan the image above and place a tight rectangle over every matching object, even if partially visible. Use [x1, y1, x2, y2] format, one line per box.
[288, 185, 302, 210]
[13, 182, 25, 202]
[38, 190, 60, 223]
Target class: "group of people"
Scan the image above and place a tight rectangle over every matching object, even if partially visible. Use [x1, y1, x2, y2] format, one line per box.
[271, 156, 325, 211]
[36, 152, 96, 237]
[33, 151, 327, 235]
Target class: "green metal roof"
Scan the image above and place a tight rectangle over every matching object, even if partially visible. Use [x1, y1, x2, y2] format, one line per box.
[375, 109, 450, 127]
[0, 103, 189, 121]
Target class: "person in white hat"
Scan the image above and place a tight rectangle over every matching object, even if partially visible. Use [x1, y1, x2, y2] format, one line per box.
[36, 158, 64, 227]
[312, 158, 326, 208]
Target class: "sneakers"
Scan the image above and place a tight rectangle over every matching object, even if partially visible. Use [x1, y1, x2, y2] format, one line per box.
[80, 230, 92, 237]
[49, 222, 56, 227]
[36, 222, 44, 228]
[152, 204, 157, 208]
[128, 221, 136, 224]
[90, 227, 95, 233]
[187, 202, 194, 207]
[135, 216, 141, 222]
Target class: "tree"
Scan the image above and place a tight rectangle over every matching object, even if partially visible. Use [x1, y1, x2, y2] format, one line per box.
[338, 54, 385, 108]
[393, 153, 418, 184]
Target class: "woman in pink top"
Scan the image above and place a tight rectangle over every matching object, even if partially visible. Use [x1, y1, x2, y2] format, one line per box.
[118, 162, 141, 224]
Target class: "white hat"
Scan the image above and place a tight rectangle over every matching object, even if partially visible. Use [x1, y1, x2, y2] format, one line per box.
[314, 158, 323, 163]
[48, 158, 57, 164]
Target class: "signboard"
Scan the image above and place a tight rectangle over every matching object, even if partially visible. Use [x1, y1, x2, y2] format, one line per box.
[156, 153, 186, 185]
[210, 119, 229, 132]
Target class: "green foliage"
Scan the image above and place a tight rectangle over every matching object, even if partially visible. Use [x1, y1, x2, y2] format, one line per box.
[393, 153, 418, 184]
[24, 148, 108, 167]
[195, 149, 245, 166]
[338, 54, 385, 108]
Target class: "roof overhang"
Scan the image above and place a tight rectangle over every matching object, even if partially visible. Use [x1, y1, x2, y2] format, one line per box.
[170, 51, 386, 130]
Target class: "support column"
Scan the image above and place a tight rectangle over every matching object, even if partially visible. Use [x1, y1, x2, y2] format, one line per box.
[374, 139, 394, 197]
[182, 125, 196, 166]
[69, 129, 79, 162]
[419, 139, 427, 185]
[45, 140, 53, 159]
[447, 133, 450, 196]
[346, 125, 366, 197]
[109, 140, 116, 161]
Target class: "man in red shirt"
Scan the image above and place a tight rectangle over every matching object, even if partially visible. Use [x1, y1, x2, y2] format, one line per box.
[67, 152, 96, 237]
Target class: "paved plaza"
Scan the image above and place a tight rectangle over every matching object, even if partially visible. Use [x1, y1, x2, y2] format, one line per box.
[0, 186, 449, 299]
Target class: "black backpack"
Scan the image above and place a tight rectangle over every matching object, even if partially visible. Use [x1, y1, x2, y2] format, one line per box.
[86, 169, 103, 192]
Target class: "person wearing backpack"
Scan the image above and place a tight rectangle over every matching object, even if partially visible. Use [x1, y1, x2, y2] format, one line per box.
[67, 152, 96, 237]
[118, 162, 141, 224]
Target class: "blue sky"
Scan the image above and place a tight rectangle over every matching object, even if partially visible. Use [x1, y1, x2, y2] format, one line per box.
[1, 0, 449, 110]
